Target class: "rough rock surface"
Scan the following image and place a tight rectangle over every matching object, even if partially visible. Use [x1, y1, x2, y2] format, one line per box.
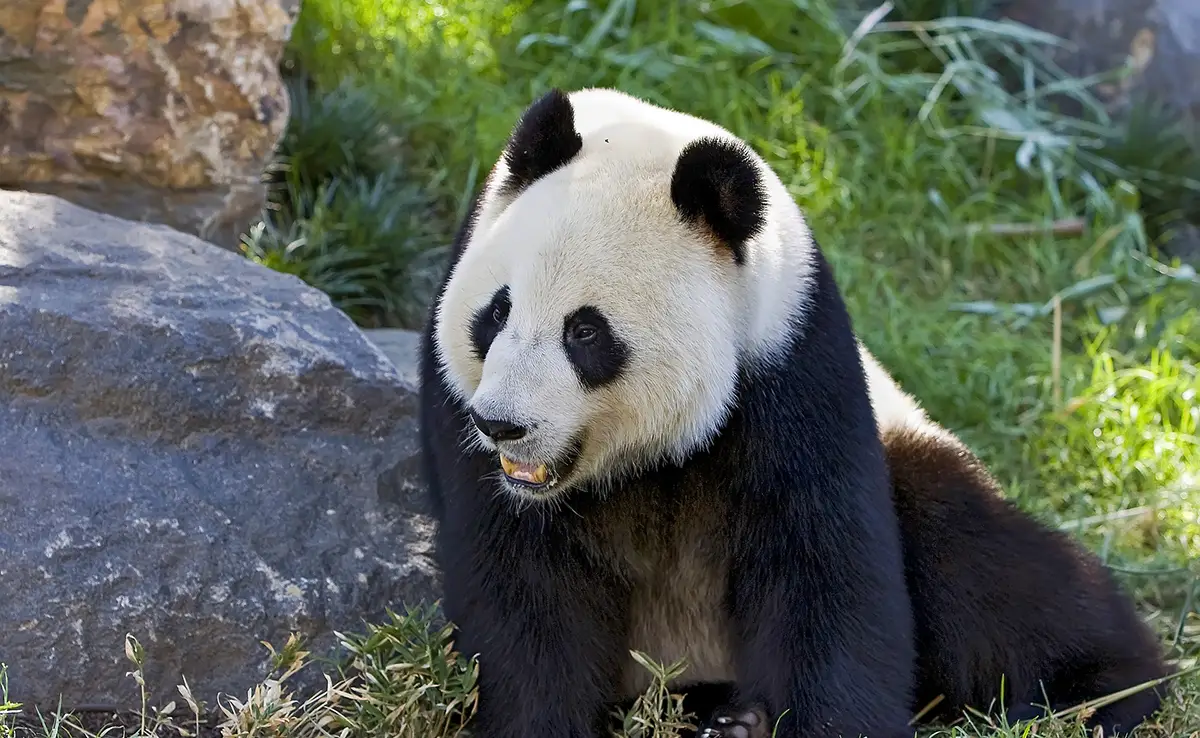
[0, 0, 297, 248]
[1000, 0, 1200, 118]
[361, 329, 421, 388]
[0, 191, 438, 712]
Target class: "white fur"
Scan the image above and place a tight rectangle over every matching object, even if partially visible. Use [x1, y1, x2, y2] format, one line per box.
[433, 88, 816, 499]
[858, 342, 929, 434]
[859, 343, 969, 454]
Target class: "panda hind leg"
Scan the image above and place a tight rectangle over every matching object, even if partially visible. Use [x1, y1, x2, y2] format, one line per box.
[1003, 700, 1052, 726]
[1003, 690, 1163, 738]
[1070, 658, 1168, 737]
[1002, 657, 1167, 737]
[1085, 689, 1164, 738]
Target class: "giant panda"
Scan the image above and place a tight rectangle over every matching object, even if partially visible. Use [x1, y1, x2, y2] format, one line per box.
[419, 86, 917, 738]
[855, 345, 1169, 736]
[417, 87, 1169, 738]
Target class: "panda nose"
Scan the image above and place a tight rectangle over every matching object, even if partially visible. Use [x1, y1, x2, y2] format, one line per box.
[470, 410, 527, 441]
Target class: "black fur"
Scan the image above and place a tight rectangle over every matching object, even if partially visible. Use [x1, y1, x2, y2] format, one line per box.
[498, 88, 583, 197]
[562, 305, 628, 389]
[881, 424, 1169, 735]
[674, 682, 741, 733]
[670, 136, 767, 265]
[420, 177, 492, 526]
[420, 212, 916, 738]
[469, 285, 511, 362]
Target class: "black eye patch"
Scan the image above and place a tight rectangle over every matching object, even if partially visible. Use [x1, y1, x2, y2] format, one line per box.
[469, 285, 510, 361]
[562, 306, 628, 389]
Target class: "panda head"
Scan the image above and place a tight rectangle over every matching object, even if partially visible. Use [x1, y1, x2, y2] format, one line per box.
[433, 88, 815, 502]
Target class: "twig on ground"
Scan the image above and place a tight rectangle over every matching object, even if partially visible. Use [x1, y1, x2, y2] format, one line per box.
[966, 217, 1087, 237]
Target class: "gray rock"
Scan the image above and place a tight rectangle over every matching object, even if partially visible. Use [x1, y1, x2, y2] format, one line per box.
[362, 329, 423, 389]
[1000, 0, 1200, 119]
[0, 191, 439, 712]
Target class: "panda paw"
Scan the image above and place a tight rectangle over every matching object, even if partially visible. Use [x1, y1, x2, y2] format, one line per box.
[695, 704, 769, 738]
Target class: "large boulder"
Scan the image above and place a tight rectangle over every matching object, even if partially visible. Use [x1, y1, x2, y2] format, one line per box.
[0, 191, 438, 711]
[1000, 0, 1200, 119]
[0, 0, 297, 249]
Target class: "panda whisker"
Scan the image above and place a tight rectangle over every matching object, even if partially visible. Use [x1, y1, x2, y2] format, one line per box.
[481, 472, 546, 517]
[555, 497, 585, 520]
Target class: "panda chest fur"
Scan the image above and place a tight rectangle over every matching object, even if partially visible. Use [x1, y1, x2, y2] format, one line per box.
[580, 474, 737, 700]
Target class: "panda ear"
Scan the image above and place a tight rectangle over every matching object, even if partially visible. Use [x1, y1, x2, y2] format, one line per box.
[499, 88, 583, 197]
[670, 136, 766, 265]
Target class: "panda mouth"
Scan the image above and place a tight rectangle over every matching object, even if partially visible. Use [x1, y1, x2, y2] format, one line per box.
[496, 458, 552, 487]
[499, 455, 554, 488]
[497, 439, 583, 492]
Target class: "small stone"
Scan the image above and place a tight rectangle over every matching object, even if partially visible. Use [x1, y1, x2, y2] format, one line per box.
[1162, 221, 1200, 266]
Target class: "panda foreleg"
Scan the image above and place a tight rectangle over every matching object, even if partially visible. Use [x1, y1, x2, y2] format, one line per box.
[725, 474, 916, 738]
[438, 509, 630, 738]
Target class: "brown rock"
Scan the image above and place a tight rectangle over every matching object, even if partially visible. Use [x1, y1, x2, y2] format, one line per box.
[0, 0, 298, 248]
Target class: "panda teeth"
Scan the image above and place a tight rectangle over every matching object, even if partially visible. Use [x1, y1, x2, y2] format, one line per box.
[499, 454, 517, 476]
[499, 454, 550, 485]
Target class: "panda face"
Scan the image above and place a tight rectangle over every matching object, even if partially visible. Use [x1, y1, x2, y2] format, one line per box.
[432, 88, 816, 503]
[437, 168, 743, 501]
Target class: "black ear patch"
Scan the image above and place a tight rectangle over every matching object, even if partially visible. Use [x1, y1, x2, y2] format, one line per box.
[498, 88, 583, 197]
[670, 137, 767, 265]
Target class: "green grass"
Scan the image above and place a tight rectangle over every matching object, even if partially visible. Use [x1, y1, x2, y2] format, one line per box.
[6, 0, 1199, 737]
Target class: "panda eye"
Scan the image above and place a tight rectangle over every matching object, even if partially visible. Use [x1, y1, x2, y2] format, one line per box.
[571, 323, 598, 344]
[490, 297, 510, 325]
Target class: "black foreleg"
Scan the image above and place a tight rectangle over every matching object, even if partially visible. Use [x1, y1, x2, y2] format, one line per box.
[440, 509, 629, 738]
[727, 463, 916, 738]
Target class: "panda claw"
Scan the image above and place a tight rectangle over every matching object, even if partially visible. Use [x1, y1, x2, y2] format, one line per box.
[695, 704, 768, 738]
